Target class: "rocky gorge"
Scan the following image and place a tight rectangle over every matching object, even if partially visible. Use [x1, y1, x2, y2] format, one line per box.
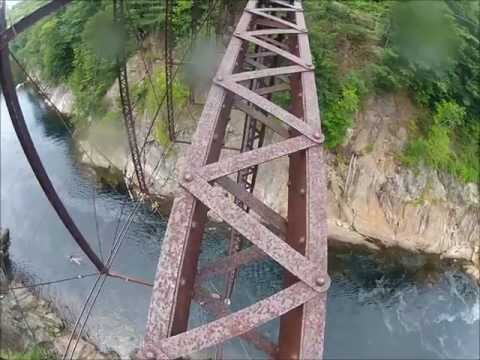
[41, 39, 479, 284]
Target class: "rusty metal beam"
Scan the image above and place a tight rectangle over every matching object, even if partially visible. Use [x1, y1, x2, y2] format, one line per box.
[0, 0, 72, 50]
[114, 0, 148, 195]
[0, 0, 107, 274]
[216, 177, 287, 235]
[196, 246, 266, 282]
[193, 286, 277, 356]
[141, 1, 329, 359]
[233, 99, 289, 137]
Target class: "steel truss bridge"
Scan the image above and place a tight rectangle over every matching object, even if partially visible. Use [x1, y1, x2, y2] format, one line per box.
[0, 0, 330, 359]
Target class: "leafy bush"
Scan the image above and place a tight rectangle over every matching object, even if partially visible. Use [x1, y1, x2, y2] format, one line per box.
[1, 345, 56, 360]
[323, 77, 362, 148]
[134, 68, 189, 148]
[305, 0, 384, 149]
[401, 101, 479, 182]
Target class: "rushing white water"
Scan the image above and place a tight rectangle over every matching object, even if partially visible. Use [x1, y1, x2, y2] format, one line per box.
[1, 88, 479, 359]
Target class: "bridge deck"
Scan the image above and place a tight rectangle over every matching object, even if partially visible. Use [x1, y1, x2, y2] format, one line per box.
[141, 1, 330, 359]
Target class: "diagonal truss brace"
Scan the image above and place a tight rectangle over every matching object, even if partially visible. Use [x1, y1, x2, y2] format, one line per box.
[141, 1, 329, 359]
[114, 0, 148, 195]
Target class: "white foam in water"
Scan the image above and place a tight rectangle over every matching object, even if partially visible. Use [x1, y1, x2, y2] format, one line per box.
[461, 300, 480, 325]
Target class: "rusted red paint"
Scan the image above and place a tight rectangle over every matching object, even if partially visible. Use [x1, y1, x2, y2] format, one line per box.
[142, 1, 330, 358]
[1, 0, 331, 358]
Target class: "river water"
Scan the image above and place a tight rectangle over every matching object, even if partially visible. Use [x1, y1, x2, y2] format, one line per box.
[1, 88, 479, 359]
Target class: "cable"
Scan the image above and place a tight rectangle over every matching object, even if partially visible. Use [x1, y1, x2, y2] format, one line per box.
[92, 182, 104, 262]
[5, 273, 99, 292]
[139, 0, 220, 155]
[61, 272, 105, 360]
[9, 51, 118, 171]
[63, 142, 172, 360]
[0, 258, 37, 343]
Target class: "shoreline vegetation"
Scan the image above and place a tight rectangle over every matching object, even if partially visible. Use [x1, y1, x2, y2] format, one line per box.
[9, 0, 479, 184]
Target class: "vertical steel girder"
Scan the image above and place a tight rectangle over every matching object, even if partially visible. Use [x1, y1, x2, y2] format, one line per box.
[114, 0, 148, 195]
[141, 1, 330, 359]
[164, 0, 175, 142]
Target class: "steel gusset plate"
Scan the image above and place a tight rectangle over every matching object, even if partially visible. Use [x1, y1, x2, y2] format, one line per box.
[142, 1, 330, 359]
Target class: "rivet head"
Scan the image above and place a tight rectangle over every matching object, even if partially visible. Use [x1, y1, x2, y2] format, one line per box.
[145, 350, 156, 359]
[183, 172, 193, 182]
[213, 133, 220, 141]
[191, 221, 197, 229]
[217, 75, 223, 82]
[299, 236, 306, 243]
[299, 188, 306, 195]
[316, 277, 325, 286]
[313, 131, 322, 140]
[180, 278, 187, 286]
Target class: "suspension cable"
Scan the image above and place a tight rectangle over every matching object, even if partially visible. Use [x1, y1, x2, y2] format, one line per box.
[4, 273, 99, 292]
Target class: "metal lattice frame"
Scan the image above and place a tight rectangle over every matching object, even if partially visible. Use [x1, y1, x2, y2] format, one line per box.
[141, 1, 330, 359]
[114, 0, 148, 195]
[1, 0, 330, 358]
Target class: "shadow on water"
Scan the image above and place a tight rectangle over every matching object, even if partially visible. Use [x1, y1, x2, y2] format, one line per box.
[1, 87, 479, 359]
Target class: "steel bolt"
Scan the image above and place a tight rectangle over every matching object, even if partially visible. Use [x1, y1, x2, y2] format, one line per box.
[299, 236, 306, 243]
[217, 75, 223, 82]
[145, 351, 156, 360]
[180, 278, 187, 286]
[191, 221, 197, 229]
[316, 277, 326, 286]
[313, 131, 322, 140]
[183, 172, 193, 182]
[299, 188, 306, 195]
[213, 133, 220, 141]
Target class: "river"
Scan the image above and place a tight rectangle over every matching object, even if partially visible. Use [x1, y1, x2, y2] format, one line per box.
[1, 88, 479, 359]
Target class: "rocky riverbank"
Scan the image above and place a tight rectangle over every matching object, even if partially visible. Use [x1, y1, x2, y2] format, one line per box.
[1, 275, 118, 359]
[1, 228, 117, 359]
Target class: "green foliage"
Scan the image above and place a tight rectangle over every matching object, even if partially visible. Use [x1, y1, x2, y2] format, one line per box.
[10, 0, 478, 182]
[68, 10, 120, 120]
[134, 68, 189, 148]
[433, 100, 466, 128]
[125, 1, 164, 32]
[304, 0, 478, 182]
[305, 0, 385, 148]
[323, 76, 362, 148]
[385, 0, 479, 182]
[383, 0, 480, 121]
[401, 101, 479, 182]
[271, 91, 291, 109]
[1, 345, 55, 360]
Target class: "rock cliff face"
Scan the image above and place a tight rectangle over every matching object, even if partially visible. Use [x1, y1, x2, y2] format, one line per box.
[44, 43, 479, 282]
[1, 277, 115, 359]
